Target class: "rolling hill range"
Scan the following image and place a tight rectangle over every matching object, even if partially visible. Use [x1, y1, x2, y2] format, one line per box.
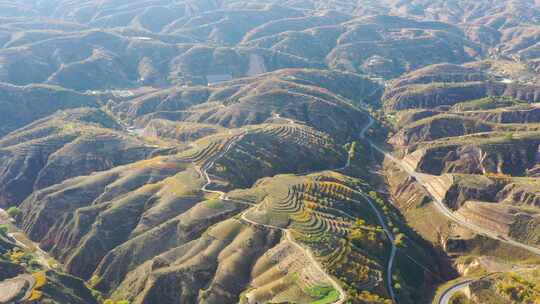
[1, 1, 540, 304]
[382, 61, 540, 303]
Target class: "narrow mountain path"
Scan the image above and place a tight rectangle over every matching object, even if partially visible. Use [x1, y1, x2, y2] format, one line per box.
[0, 209, 53, 269]
[196, 116, 400, 304]
[197, 127, 349, 304]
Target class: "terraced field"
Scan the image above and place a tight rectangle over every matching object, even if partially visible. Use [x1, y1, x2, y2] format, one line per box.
[381, 62, 540, 303]
[3, 1, 540, 304]
[234, 169, 437, 304]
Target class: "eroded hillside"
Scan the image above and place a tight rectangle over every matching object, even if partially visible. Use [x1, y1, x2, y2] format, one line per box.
[1, 1, 540, 304]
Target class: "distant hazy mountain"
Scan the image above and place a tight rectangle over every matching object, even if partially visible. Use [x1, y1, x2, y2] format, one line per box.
[0, 1, 540, 304]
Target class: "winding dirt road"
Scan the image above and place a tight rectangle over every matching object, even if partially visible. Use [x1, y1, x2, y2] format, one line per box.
[197, 127, 348, 304]
[357, 112, 540, 303]
[0, 208, 52, 269]
[195, 115, 400, 304]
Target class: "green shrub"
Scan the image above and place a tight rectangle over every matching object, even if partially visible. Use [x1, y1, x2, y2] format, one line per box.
[307, 286, 339, 304]
[0, 225, 8, 237]
[394, 234, 406, 247]
[6, 207, 21, 219]
[91, 290, 104, 303]
[102, 299, 130, 304]
[89, 275, 100, 287]
[449, 292, 470, 304]
[504, 132, 514, 141]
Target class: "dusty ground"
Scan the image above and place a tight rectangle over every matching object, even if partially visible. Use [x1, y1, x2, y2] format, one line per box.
[0, 274, 35, 304]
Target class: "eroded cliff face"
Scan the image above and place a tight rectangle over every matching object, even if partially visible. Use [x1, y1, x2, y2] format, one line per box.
[4, 1, 540, 303]
[385, 82, 540, 111]
[383, 61, 540, 112]
[410, 141, 540, 177]
[385, 157, 540, 258]
[389, 115, 493, 146]
[0, 109, 157, 208]
[442, 176, 503, 210]
[384, 82, 488, 111]
[497, 182, 540, 208]
[463, 107, 540, 124]
[382, 60, 540, 270]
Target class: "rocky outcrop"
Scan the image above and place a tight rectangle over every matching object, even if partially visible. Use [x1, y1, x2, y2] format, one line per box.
[442, 176, 503, 210]
[384, 82, 488, 110]
[0, 109, 156, 207]
[0, 83, 98, 136]
[509, 213, 540, 247]
[390, 63, 487, 88]
[497, 183, 540, 207]
[497, 82, 540, 103]
[414, 140, 540, 176]
[390, 115, 492, 146]
[383, 62, 540, 111]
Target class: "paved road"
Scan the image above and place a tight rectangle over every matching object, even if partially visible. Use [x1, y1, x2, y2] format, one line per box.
[438, 280, 472, 304]
[357, 113, 540, 304]
[437, 267, 535, 304]
[365, 125, 540, 257]
[355, 191, 397, 303]
[356, 116, 398, 303]
[195, 116, 400, 304]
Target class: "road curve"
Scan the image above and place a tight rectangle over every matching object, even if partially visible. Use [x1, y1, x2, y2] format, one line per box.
[356, 191, 397, 303]
[356, 116, 398, 303]
[365, 125, 540, 257]
[197, 128, 348, 304]
[438, 280, 472, 304]
[196, 116, 397, 304]
[0, 209, 52, 269]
